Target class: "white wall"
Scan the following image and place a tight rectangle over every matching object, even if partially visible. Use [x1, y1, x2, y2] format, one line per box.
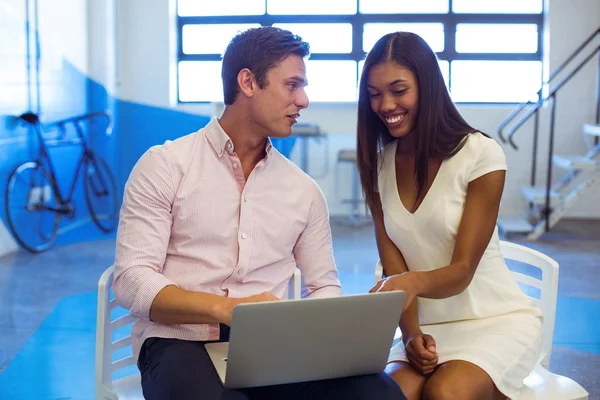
[112, 0, 600, 219]
[88, 0, 118, 97]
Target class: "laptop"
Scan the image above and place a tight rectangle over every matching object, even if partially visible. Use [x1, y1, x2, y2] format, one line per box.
[205, 290, 406, 389]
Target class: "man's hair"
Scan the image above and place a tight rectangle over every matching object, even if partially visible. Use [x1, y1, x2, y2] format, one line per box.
[221, 26, 310, 105]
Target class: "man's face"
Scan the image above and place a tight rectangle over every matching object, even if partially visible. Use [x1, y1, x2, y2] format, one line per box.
[250, 55, 309, 138]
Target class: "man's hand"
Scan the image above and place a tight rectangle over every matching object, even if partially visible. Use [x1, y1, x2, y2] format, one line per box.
[403, 332, 438, 375]
[211, 292, 280, 326]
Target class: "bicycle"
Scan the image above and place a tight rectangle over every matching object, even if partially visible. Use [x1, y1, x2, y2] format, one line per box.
[4, 110, 119, 253]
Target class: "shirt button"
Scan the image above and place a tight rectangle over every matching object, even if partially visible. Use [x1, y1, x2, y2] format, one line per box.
[218, 149, 223, 155]
[233, 163, 239, 168]
[243, 196, 248, 202]
[241, 233, 247, 239]
[237, 269, 244, 275]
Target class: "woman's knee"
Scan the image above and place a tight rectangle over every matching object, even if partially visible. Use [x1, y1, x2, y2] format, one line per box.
[421, 373, 501, 400]
[422, 380, 464, 400]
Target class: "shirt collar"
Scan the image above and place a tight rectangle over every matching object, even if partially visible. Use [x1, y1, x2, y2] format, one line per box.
[205, 117, 274, 159]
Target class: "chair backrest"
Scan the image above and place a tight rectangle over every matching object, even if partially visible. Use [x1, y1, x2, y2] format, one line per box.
[96, 266, 302, 399]
[499, 240, 559, 369]
[95, 266, 137, 400]
[373, 240, 558, 369]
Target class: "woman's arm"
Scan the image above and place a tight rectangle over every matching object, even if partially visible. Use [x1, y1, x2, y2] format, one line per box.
[374, 170, 506, 301]
[416, 170, 505, 298]
[371, 194, 421, 338]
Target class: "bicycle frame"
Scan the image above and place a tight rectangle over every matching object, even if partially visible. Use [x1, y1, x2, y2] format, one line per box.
[24, 111, 113, 214]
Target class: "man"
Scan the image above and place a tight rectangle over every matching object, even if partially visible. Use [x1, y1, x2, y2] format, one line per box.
[113, 26, 405, 399]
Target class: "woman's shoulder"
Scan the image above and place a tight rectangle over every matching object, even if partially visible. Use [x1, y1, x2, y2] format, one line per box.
[456, 131, 504, 158]
[458, 131, 507, 180]
[462, 131, 495, 149]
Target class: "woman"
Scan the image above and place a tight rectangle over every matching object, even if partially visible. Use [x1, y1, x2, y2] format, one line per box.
[356, 32, 543, 400]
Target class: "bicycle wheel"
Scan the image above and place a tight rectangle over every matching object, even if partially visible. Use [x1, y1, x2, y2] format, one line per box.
[84, 155, 119, 233]
[4, 161, 60, 253]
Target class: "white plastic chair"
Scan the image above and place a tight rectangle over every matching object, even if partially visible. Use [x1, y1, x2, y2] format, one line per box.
[95, 266, 142, 400]
[95, 266, 302, 400]
[374, 240, 588, 399]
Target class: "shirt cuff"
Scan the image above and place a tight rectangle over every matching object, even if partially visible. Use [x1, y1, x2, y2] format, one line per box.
[130, 273, 178, 319]
[305, 285, 342, 299]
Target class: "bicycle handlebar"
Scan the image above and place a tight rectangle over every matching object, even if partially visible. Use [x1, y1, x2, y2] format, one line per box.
[17, 110, 114, 136]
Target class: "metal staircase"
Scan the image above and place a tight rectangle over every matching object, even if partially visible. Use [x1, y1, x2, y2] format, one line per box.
[497, 27, 600, 240]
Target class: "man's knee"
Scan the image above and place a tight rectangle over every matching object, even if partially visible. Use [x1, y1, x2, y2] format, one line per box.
[335, 372, 407, 399]
[140, 338, 240, 400]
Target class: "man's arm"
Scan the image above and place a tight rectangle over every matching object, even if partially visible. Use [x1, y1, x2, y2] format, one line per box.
[113, 147, 272, 326]
[293, 184, 342, 299]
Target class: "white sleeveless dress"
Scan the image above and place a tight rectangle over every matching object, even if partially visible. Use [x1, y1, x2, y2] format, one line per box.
[378, 132, 543, 399]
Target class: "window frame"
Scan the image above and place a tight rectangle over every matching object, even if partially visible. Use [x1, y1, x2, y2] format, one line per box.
[176, 0, 544, 104]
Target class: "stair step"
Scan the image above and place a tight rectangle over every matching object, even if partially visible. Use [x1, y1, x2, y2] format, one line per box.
[583, 124, 600, 137]
[497, 217, 533, 234]
[552, 154, 599, 171]
[520, 186, 562, 206]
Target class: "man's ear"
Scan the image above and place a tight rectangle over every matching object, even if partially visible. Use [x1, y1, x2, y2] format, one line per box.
[237, 68, 256, 98]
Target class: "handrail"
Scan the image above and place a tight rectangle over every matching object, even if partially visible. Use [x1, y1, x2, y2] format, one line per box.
[504, 44, 600, 149]
[496, 26, 600, 236]
[498, 27, 600, 149]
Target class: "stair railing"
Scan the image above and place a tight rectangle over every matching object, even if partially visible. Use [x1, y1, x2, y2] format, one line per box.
[497, 27, 600, 232]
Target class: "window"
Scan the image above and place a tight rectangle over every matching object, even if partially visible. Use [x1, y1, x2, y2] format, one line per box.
[267, 0, 356, 15]
[272, 23, 354, 54]
[177, 0, 544, 103]
[359, 0, 448, 14]
[305, 60, 358, 102]
[363, 23, 445, 53]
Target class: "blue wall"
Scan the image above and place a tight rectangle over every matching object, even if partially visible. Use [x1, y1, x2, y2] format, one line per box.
[0, 0, 210, 248]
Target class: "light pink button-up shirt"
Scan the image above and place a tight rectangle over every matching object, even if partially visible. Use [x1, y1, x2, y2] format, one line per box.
[113, 118, 341, 361]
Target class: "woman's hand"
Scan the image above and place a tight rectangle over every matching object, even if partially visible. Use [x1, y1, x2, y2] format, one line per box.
[403, 332, 438, 375]
[370, 271, 423, 310]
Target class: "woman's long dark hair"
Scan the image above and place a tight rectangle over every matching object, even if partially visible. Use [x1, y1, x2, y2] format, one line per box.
[357, 32, 477, 215]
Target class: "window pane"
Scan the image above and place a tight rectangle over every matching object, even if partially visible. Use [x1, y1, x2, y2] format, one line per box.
[178, 0, 265, 16]
[182, 24, 261, 54]
[305, 61, 357, 102]
[268, 0, 356, 15]
[178, 61, 223, 102]
[453, 0, 542, 13]
[450, 61, 541, 102]
[363, 23, 444, 53]
[438, 60, 449, 88]
[456, 24, 538, 53]
[360, 0, 448, 14]
[273, 23, 353, 53]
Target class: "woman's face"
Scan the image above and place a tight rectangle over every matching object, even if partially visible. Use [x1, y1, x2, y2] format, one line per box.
[367, 62, 419, 139]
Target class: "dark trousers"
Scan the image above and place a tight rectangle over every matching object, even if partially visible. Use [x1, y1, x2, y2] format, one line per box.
[138, 326, 406, 400]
